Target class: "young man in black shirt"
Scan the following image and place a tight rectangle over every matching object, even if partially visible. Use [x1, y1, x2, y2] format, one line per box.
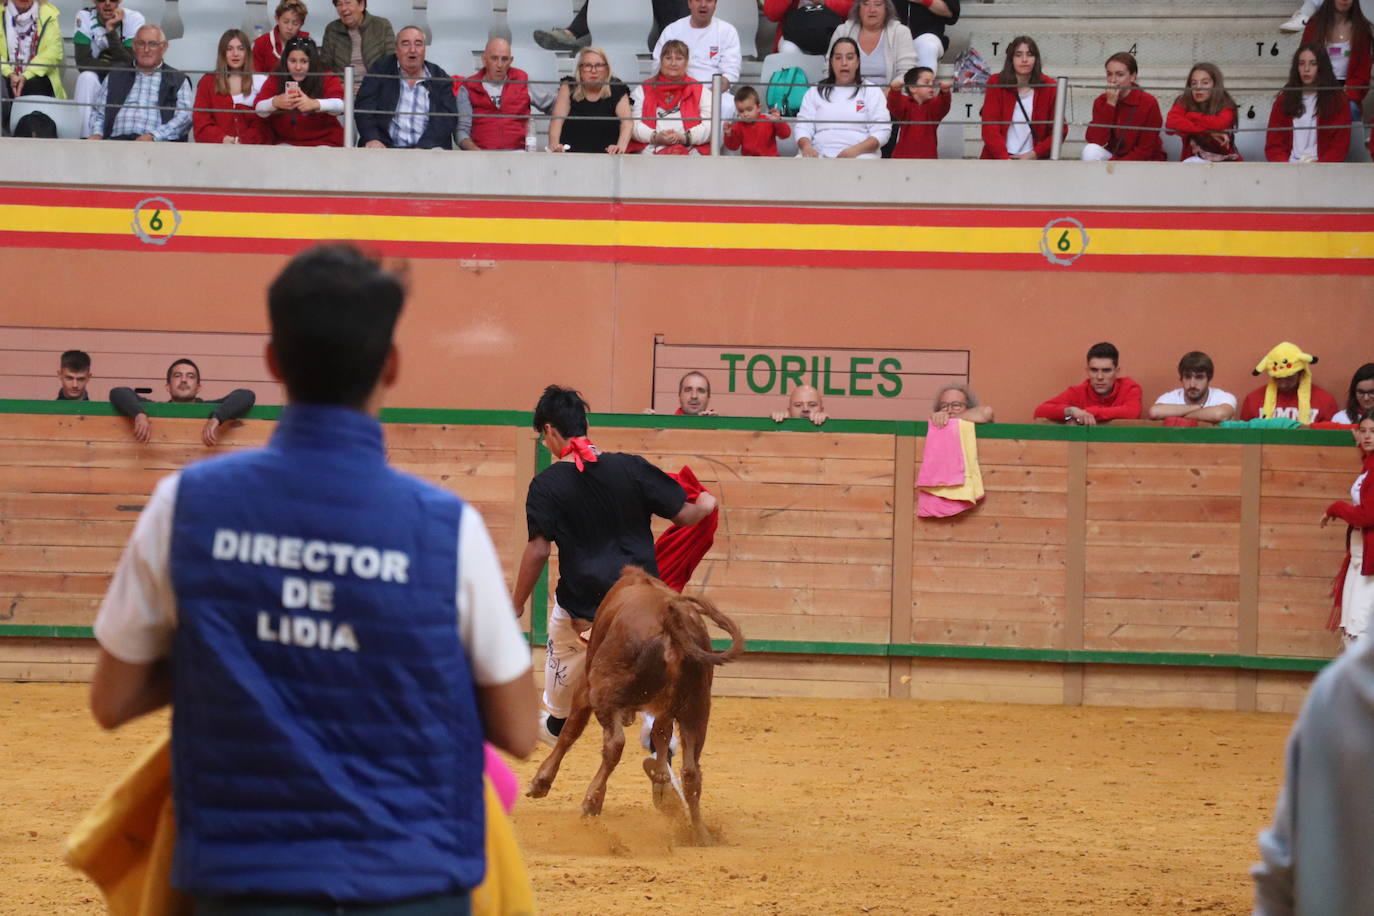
[512, 385, 717, 744]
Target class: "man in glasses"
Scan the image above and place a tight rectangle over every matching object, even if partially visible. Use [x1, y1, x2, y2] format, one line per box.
[85, 24, 191, 141]
[73, 0, 145, 136]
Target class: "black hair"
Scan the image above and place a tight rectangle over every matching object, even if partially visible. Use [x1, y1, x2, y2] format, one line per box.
[276, 34, 324, 98]
[903, 66, 933, 88]
[268, 244, 405, 408]
[61, 350, 91, 373]
[733, 84, 759, 107]
[1087, 342, 1119, 365]
[1345, 362, 1374, 423]
[1280, 42, 1342, 119]
[1177, 351, 1214, 379]
[819, 37, 863, 101]
[166, 358, 200, 384]
[532, 385, 589, 437]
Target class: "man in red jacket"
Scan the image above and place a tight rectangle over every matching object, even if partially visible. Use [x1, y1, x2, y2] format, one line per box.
[1033, 341, 1142, 425]
[455, 38, 554, 151]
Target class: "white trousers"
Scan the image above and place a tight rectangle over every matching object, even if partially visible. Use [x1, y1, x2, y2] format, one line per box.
[543, 603, 592, 718]
[912, 32, 945, 71]
[1081, 142, 1113, 161]
[74, 70, 103, 138]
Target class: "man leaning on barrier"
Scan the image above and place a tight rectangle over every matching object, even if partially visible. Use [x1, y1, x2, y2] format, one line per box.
[85, 24, 191, 142]
[355, 26, 457, 150]
[455, 38, 555, 152]
[110, 358, 255, 447]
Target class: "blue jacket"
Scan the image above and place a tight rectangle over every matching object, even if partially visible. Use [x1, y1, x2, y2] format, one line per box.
[167, 404, 485, 901]
[354, 54, 456, 148]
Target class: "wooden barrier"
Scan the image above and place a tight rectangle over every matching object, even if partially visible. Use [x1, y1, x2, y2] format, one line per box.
[0, 403, 1352, 711]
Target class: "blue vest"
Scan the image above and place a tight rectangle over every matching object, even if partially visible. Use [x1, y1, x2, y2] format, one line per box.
[167, 404, 485, 902]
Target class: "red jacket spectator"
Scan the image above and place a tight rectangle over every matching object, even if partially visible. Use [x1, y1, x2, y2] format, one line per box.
[1302, 18, 1372, 105]
[1084, 88, 1164, 161]
[193, 73, 267, 144]
[1033, 378, 1143, 422]
[1165, 104, 1242, 161]
[887, 85, 950, 159]
[1264, 92, 1352, 162]
[979, 73, 1063, 160]
[723, 115, 791, 156]
[253, 73, 345, 146]
[253, 27, 311, 74]
[1239, 384, 1341, 422]
[456, 67, 531, 150]
[762, 0, 854, 52]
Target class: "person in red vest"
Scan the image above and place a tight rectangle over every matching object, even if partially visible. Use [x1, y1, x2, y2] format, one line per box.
[456, 38, 555, 151]
[1080, 51, 1165, 162]
[1033, 341, 1142, 425]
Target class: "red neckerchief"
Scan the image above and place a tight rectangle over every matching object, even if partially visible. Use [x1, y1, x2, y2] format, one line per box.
[559, 437, 599, 471]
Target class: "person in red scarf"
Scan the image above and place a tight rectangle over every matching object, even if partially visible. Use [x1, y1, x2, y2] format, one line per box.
[628, 39, 713, 155]
[512, 386, 718, 747]
[1325, 415, 1374, 645]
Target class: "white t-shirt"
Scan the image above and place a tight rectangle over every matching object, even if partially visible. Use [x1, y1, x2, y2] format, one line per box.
[1006, 88, 1033, 156]
[794, 81, 892, 158]
[1328, 41, 1352, 82]
[1291, 92, 1319, 162]
[1335, 409, 1356, 424]
[1154, 386, 1237, 408]
[73, 7, 146, 57]
[653, 16, 742, 85]
[93, 472, 532, 687]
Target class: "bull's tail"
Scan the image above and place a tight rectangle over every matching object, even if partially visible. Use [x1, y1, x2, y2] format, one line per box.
[664, 594, 745, 666]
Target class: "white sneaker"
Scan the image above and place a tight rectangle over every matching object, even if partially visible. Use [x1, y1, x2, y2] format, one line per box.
[1279, 13, 1308, 32]
[538, 710, 559, 748]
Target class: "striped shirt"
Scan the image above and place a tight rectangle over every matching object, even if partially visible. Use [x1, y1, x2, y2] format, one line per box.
[388, 70, 433, 148]
[88, 69, 193, 140]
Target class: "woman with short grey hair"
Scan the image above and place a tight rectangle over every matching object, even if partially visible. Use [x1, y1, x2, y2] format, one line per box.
[930, 383, 995, 427]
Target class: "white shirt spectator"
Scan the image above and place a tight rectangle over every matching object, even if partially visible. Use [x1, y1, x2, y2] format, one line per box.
[794, 81, 892, 158]
[653, 16, 741, 86]
[73, 6, 145, 58]
[1006, 87, 1033, 156]
[1154, 386, 1237, 409]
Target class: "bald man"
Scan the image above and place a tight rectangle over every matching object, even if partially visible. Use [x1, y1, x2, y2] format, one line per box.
[456, 38, 556, 151]
[771, 385, 828, 426]
[355, 26, 458, 149]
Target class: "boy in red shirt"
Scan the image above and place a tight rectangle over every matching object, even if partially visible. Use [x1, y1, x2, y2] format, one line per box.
[887, 66, 951, 159]
[723, 85, 790, 157]
[1033, 341, 1143, 425]
[1239, 341, 1340, 424]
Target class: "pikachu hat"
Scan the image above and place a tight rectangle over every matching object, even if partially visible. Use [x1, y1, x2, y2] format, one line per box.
[1253, 341, 1318, 424]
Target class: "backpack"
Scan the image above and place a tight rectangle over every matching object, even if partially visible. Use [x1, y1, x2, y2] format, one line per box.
[767, 67, 809, 117]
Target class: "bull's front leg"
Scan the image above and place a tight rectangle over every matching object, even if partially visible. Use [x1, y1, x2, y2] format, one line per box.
[581, 710, 625, 817]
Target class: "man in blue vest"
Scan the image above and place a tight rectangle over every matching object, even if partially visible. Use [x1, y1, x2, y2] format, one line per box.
[85, 24, 191, 141]
[89, 244, 537, 913]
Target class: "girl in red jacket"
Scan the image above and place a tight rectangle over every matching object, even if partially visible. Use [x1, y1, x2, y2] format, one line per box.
[979, 36, 1063, 160]
[1166, 62, 1241, 162]
[253, 35, 344, 147]
[1081, 51, 1164, 161]
[1325, 415, 1374, 644]
[193, 30, 268, 144]
[1266, 43, 1352, 162]
[252, 0, 310, 74]
[887, 66, 950, 158]
[1301, 0, 1371, 122]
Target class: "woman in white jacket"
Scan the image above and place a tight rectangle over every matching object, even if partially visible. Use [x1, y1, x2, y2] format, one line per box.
[796, 36, 893, 157]
[827, 0, 916, 90]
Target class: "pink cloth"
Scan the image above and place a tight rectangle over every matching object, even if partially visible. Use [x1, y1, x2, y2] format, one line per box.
[484, 744, 518, 813]
[918, 491, 975, 517]
[916, 420, 975, 518]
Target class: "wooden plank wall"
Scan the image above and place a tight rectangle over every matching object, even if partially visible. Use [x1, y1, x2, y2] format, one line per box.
[1, 412, 1352, 711]
[0, 413, 523, 680]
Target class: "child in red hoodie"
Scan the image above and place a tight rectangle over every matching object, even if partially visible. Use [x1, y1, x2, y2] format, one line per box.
[887, 67, 952, 159]
[723, 85, 791, 157]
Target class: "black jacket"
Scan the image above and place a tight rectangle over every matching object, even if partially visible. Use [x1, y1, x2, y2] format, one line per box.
[354, 55, 456, 149]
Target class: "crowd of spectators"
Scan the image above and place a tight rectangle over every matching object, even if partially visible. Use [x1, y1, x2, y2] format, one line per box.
[2, 0, 1369, 158]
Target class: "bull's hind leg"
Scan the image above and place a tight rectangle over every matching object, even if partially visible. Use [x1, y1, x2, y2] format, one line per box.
[642, 716, 677, 812]
[677, 696, 713, 845]
[527, 695, 595, 799]
[581, 709, 626, 817]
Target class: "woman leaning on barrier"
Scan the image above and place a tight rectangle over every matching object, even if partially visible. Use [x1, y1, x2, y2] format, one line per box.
[979, 35, 1063, 160]
[1301, 0, 1371, 123]
[1166, 62, 1242, 162]
[253, 35, 343, 146]
[795, 36, 891, 158]
[194, 29, 268, 144]
[1265, 42, 1352, 162]
[827, 0, 916, 92]
[548, 46, 632, 154]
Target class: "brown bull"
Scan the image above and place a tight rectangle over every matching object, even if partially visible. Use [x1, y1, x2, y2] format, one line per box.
[526, 566, 744, 843]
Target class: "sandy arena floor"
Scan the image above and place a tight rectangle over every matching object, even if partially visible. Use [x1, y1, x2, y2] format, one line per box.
[1, 683, 1295, 915]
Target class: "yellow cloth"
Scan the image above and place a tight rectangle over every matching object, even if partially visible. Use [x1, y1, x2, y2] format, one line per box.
[1254, 341, 1317, 424]
[921, 418, 985, 503]
[66, 734, 536, 916]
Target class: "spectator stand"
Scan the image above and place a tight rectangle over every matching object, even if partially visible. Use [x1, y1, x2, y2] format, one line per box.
[511, 43, 560, 149]
[7, 96, 84, 138]
[425, 0, 499, 76]
[587, 0, 653, 56]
